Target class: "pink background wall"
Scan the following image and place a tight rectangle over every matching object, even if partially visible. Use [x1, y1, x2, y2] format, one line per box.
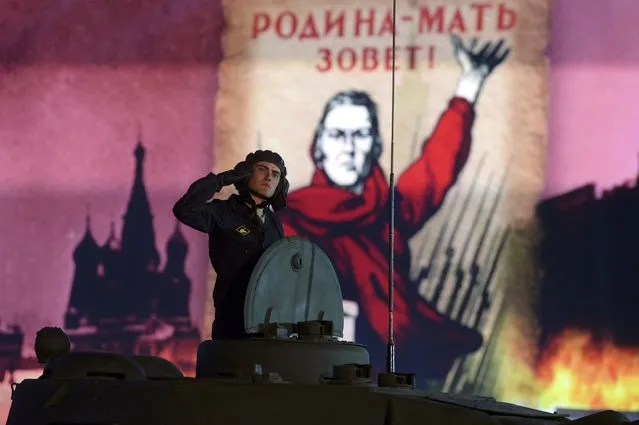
[545, 0, 639, 198]
[0, 0, 222, 343]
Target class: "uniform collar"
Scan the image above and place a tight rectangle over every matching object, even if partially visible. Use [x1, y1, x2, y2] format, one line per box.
[230, 194, 271, 216]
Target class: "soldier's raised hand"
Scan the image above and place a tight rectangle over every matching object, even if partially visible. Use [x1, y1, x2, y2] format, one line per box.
[219, 161, 253, 186]
[452, 35, 510, 78]
[451, 35, 511, 104]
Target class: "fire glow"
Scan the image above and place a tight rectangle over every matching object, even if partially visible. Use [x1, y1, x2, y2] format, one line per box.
[535, 330, 639, 411]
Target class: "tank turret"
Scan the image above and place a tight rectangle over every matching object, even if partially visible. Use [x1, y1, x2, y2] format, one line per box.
[6, 238, 634, 425]
[196, 237, 374, 385]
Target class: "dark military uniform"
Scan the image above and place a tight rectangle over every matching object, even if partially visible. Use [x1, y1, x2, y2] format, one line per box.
[173, 165, 286, 339]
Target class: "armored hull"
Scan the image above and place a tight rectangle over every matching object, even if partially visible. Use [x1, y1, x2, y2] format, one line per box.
[8, 357, 630, 425]
[8, 375, 571, 425]
[6, 238, 633, 425]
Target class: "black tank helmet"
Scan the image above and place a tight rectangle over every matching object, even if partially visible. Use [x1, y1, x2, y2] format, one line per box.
[233, 149, 287, 191]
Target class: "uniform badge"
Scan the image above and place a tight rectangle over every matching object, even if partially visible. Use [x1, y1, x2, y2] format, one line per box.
[235, 226, 251, 235]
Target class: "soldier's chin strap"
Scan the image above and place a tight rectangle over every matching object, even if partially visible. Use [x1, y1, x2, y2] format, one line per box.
[249, 189, 270, 204]
[238, 185, 270, 211]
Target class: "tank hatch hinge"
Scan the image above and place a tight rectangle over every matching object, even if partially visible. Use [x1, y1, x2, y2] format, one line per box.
[296, 320, 335, 341]
[257, 322, 295, 339]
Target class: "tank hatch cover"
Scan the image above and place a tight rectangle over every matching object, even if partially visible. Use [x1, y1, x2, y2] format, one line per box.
[244, 237, 344, 337]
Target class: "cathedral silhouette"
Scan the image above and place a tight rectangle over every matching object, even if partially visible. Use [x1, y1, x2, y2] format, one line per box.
[63, 140, 200, 373]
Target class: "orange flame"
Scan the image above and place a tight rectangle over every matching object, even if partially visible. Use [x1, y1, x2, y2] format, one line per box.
[157, 346, 196, 377]
[535, 330, 639, 411]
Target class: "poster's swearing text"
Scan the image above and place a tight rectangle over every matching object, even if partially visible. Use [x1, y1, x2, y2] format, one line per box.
[251, 3, 518, 73]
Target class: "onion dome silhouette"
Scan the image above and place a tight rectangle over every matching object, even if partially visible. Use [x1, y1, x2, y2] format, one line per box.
[166, 221, 188, 263]
[103, 220, 121, 253]
[73, 214, 101, 262]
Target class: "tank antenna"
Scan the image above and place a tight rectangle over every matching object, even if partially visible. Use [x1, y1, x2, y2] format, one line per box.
[386, 0, 398, 375]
